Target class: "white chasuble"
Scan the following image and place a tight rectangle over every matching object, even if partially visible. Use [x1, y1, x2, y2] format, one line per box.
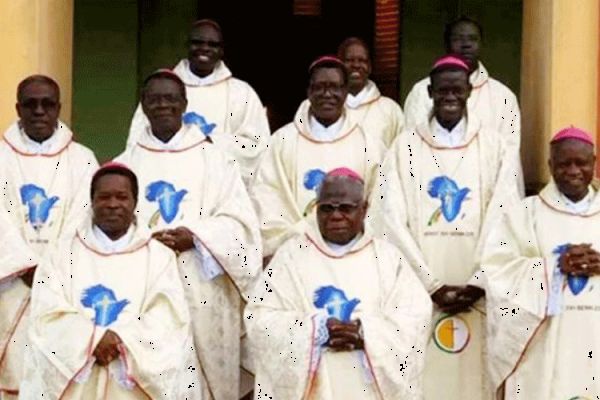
[246, 222, 432, 400]
[127, 60, 270, 184]
[250, 100, 385, 257]
[115, 124, 261, 400]
[369, 116, 521, 400]
[346, 80, 404, 147]
[19, 221, 201, 399]
[484, 182, 600, 399]
[0, 121, 98, 397]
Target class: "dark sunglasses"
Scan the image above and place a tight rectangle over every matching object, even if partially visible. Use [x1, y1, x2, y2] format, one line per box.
[317, 202, 359, 214]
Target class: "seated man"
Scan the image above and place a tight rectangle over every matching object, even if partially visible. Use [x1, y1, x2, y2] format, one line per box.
[250, 56, 385, 261]
[370, 55, 521, 400]
[338, 37, 404, 147]
[127, 19, 270, 184]
[116, 70, 261, 400]
[0, 75, 98, 397]
[484, 127, 600, 399]
[20, 163, 201, 398]
[246, 168, 432, 399]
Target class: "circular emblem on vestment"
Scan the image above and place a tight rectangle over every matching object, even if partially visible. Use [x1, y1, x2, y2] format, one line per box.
[433, 315, 471, 354]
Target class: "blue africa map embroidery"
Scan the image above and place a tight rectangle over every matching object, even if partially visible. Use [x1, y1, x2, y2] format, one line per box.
[553, 244, 589, 296]
[427, 176, 470, 225]
[183, 112, 217, 135]
[145, 180, 188, 226]
[313, 286, 360, 322]
[19, 184, 59, 229]
[302, 168, 327, 216]
[81, 284, 129, 327]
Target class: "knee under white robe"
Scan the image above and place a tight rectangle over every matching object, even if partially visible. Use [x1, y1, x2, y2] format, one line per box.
[19, 220, 202, 399]
[483, 181, 600, 399]
[346, 80, 404, 148]
[245, 222, 432, 399]
[115, 123, 262, 400]
[369, 116, 521, 400]
[0, 121, 98, 397]
[403, 62, 523, 194]
[250, 99, 385, 257]
[127, 60, 270, 184]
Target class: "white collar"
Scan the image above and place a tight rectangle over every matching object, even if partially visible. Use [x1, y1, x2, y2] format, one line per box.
[92, 224, 135, 253]
[558, 187, 595, 214]
[145, 125, 186, 150]
[430, 117, 467, 147]
[325, 233, 362, 257]
[309, 115, 344, 141]
[20, 126, 60, 155]
[346, 86, 369, 109]
[180, 60, 221, 86]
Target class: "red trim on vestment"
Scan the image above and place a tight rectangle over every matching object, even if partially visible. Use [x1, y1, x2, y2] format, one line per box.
[295, 120, 361, 145]
[305, 234, 373, 259]
[0, 265, 36, 285]
[416, 127, 479, 151]
[135, 138, 206, 153]
[539, 195, 600, 218]
[3, 137, 73, 157]
[119, 345, 153, 399]
[58, 326, 97, 399]
[302, 315, 322, 399]
[363, 349, 386, 399]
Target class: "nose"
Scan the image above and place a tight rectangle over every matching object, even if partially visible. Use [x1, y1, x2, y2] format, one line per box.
[33, 102, 45, 115]
[566, 163, 581, 176]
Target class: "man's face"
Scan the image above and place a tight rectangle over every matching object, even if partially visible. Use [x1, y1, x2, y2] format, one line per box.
[141, 78, 187, 138]
[342, 43, 371, 94]
[16, 81, 61, 142]
[317, 177, 367, 245]
[92, 174, 136, 238]
[187, 25, 223, 77]
[447, 22, 481, 71]
[549, 139, 596, 202]
[428, 70, 471, 127]
[308, 67, 347, 126]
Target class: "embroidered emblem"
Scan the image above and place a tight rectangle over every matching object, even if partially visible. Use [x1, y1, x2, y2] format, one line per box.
[553, 244, 589, 296]
[20, 184, 59, 229]
[302, 168, 327, 216]
[145, 180, 188, 226]
[81, 285, 129, 327]
[427, 176, 470, 225]
[183, 112, 217, 135]
[313, 285, 360, 322]
[433, 315, 471, 354]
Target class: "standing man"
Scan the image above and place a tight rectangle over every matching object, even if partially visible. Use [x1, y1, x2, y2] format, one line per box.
[338, 37, 404, 147]
[116, 70, 261, 400]
[250, 56, 385, 261]
[246, 169, 432, 399]
[0, 75, 98, 398]
[484, 127, 600, 399]
[371, 56, 521, 400]
[20, 163, 202, 399]
[127, 19, 270, 184]
[403, 17, 522, 192]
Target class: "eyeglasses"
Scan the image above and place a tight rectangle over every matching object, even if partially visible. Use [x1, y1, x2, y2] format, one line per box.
[18, 98, 59, 112]
[317, 202, 360, 214]
[309, 82, 346, 95]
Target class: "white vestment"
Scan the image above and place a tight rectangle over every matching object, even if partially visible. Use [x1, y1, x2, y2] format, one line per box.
[403, 62, 523, 194]
[250, 99, 385, 257]
[19, 221, 202, 399]
[0, 121, 98, 397]
[346, 80, 405, 147]
[127, 60, 270, 184]
[246, 222, 432, 399]
[115, 123, 262, 400]
[483, 181, 600, 399]
[370, 116, 521, 400]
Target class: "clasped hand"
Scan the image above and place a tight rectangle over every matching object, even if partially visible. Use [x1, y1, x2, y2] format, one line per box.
[93, 330, 122, 366]
[559, 243, 600, 276]
[431, 284, 485, 314]
[325, 318, 364, 352]
[152, 226, 195, 253]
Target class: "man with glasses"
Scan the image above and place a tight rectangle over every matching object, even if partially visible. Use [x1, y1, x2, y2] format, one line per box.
[370, 55, 521, 400]
[250, 56, 385, 264]
[0, 75, 98, 398]
[127, 19, 270, 185]
[246, 168, 431, 399]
